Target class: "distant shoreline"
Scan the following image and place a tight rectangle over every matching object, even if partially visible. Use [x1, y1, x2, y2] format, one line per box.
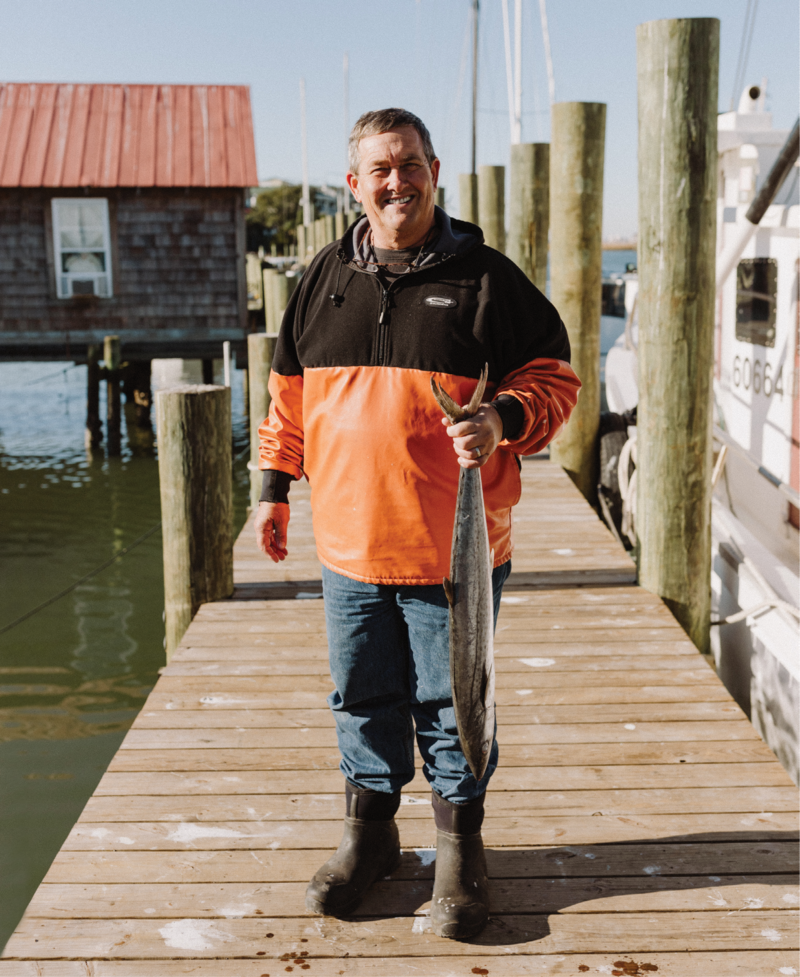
[602, 242, 637, 251]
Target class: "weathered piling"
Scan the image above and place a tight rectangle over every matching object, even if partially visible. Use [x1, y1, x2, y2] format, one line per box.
[156, 384, 233, 659]
[334, 212, 345, 239]
[548, 102, 606, 502]
[104, 335, 121, 456]
[247, 333, 278, 510]
[346, 209, 358, 228]
[272, 272, 297, 331]
[85, 344, 102, 449]
[124, 360, 152, 429]
[459, 174, 478, 224]
[323, 214, 335, 246]
[435, 187, 446, 210]
[262, 268, 278, 332]
[508, 143, 550, 291]
[297, 225, 307, 263]
[636, 17, 719, 653]
[201, 359, 214, 384]
[479, 166, 505, 252]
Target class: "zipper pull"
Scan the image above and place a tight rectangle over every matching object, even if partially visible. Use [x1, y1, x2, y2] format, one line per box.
[379, 289, 389, 323]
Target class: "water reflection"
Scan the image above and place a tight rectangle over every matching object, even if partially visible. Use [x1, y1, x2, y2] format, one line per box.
[0, 357, 250, 948]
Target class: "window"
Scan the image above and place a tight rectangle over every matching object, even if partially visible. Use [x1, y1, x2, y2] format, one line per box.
[736, 257, 777, 347]
[51, 198, 113, 298]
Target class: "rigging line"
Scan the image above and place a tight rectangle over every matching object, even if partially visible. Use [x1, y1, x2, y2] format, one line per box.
[731, 0, 759, 110]
[442, 2, 472, 180]
[20, 364, 80, 387]
[0, 523, 162, 638]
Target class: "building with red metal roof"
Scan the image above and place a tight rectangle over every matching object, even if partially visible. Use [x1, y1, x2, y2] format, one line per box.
[0, 82, 259, 370]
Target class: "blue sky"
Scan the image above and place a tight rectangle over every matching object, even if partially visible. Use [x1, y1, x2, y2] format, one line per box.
[3, 0, 797, 238]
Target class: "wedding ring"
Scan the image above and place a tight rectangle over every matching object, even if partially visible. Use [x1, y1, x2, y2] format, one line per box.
[473, 446, 482, 459]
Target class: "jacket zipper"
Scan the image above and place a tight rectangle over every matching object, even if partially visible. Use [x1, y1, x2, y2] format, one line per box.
[377, 287, 391, 366]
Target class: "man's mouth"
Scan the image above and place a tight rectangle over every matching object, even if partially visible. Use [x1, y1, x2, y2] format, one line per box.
[384, 195, 414, 206]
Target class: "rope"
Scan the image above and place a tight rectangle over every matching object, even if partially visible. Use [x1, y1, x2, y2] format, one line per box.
[20, 364, 80, 387]
[0, 523, 162, 637]
[712, 599, 799, 627]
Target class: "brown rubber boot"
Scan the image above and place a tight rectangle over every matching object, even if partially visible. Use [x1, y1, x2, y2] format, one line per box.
[430, 790, 490, 939]
[305, 783, 401, 916]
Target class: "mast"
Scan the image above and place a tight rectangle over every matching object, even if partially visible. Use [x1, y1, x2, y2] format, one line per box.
[471, 0, 478, 175]
[513, 0, 522, 143]
[539, 0, 555, 106]
[343, 53, 350, 211]
[300, 77, 311, 227]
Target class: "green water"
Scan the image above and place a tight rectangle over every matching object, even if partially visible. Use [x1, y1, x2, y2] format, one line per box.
[0, 360, 251, 948]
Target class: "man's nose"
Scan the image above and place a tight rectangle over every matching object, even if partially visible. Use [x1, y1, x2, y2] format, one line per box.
[386, 168, 407, 190]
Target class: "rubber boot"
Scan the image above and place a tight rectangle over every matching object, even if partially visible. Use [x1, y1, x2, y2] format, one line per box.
[305, 783, 401, 916]
[430, 790, 490, 939]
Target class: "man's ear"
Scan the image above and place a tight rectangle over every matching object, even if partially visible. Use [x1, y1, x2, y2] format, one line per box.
[431, 158, 441, 191]
[346, 171, 361, 203]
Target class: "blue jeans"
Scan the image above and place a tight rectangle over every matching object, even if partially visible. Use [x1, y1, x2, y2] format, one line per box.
[321, 561, 511, 804]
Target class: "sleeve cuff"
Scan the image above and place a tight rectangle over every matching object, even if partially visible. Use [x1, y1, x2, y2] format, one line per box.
[491, 394, 525, 442]
[260, 469, 294, 504]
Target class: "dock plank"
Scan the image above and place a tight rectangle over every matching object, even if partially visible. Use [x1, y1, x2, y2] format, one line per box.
[4, 459, 798, 973]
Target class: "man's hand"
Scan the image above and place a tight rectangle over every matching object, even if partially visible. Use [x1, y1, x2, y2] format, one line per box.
[443, 403, 504, 469]
[254, 502, 290, 562]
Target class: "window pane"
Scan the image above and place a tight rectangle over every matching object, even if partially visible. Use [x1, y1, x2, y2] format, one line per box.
[736, 258, 777, 347]
[57, 200, 106, 249]
[62, 252, 105, 273]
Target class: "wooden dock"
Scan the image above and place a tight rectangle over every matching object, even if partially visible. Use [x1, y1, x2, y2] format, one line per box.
[3, 459, 798, 975]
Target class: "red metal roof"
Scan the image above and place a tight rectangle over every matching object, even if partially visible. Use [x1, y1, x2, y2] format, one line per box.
[0, 83, 258, 188]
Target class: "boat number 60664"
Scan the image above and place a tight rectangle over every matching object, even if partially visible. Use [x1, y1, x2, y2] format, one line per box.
[732, 356, 784, 398]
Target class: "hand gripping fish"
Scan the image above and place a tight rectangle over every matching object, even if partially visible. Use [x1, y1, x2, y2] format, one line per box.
[430, 364, 495, 782]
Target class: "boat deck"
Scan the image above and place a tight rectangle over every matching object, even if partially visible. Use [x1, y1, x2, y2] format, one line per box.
[2, 460, 798, 975]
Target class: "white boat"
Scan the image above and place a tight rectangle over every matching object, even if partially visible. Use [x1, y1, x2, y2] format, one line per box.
[604, 84, 800, 784]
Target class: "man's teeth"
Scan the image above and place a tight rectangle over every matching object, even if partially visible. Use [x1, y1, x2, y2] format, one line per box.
[387, 195, 413, 204]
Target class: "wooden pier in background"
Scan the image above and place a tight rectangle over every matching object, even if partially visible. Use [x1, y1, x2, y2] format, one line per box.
[2, 459, 798, 975]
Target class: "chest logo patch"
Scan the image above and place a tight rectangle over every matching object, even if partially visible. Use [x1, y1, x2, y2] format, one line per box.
[425, 296, 457, 309]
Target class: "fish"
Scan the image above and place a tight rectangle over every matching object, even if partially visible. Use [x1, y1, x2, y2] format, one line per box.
[430, 364, 495, 782]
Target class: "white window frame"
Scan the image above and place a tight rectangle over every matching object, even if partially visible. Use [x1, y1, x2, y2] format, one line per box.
[51, 197, 113, 299]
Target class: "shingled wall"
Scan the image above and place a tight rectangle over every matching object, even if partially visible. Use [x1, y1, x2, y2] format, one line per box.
[0, 187, 247, 360]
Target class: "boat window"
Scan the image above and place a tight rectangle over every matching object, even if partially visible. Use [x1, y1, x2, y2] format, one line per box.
[735, 258, 777, 347]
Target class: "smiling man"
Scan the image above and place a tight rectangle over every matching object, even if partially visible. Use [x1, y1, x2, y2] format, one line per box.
[255, 108, 580, 938]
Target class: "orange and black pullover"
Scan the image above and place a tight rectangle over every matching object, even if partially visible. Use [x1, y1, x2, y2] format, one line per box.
[258, 209, 580, 585]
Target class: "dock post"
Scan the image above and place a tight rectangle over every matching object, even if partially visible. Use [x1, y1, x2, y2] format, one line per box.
[478, 165, 505, 253]
[435, 187, 446, 210]
[334, 211, 345, 239]
[262, 268, 277, 332]
[548, 102, 606, 503]
[636, 18, 719, 653]
[201, 359, 214, 384]
[156, 383, 233, 660]
[104, 335, 121, 456]
[85, 344, 102, 449]
[123, 360, 152, 429]
[272, 272, 297, 332]
[508, 143, 550, 292]
[297, 225, 306, 263]
[247, 333, 278, 510]
[459, 174, 478, 224]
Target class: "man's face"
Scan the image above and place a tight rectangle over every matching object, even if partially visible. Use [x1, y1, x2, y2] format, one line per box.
[347, 126, 440, 249]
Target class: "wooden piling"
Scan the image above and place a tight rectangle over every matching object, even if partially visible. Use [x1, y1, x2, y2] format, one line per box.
[247, 333, 278, 510]
[636, 17, 719, 653]
[508, 143, 550, 291]
[459, 174, 478, 224]
[346, 209, 358, 228]
[323, 214, 335, 246]
[272, 272, 297, 332]
[262, 268, 277, 332]
[435, 187, 446, 210]
[156, 384, 233, 660]
[297, 225, 307, 263]
[478, 165, 505, 253]
[334, 212, 345, 239]
[104, 335, 121, 456]
[201, 359, 214, 384]
[85, 344, 102, 449]
[548, 102, 606, 503]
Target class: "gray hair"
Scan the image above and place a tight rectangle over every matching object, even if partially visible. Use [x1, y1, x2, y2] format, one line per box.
[348, 108, 437, 175]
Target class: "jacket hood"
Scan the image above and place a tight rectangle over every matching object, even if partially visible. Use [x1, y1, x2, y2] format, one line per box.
[340, 206, 484, 273]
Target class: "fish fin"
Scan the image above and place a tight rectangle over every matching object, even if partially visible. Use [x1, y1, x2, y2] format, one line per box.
[465, 363, 489, 416]
[430, 364, 488, 423]
[443, 576, 455, 607]
[430, 376, 464, 424]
